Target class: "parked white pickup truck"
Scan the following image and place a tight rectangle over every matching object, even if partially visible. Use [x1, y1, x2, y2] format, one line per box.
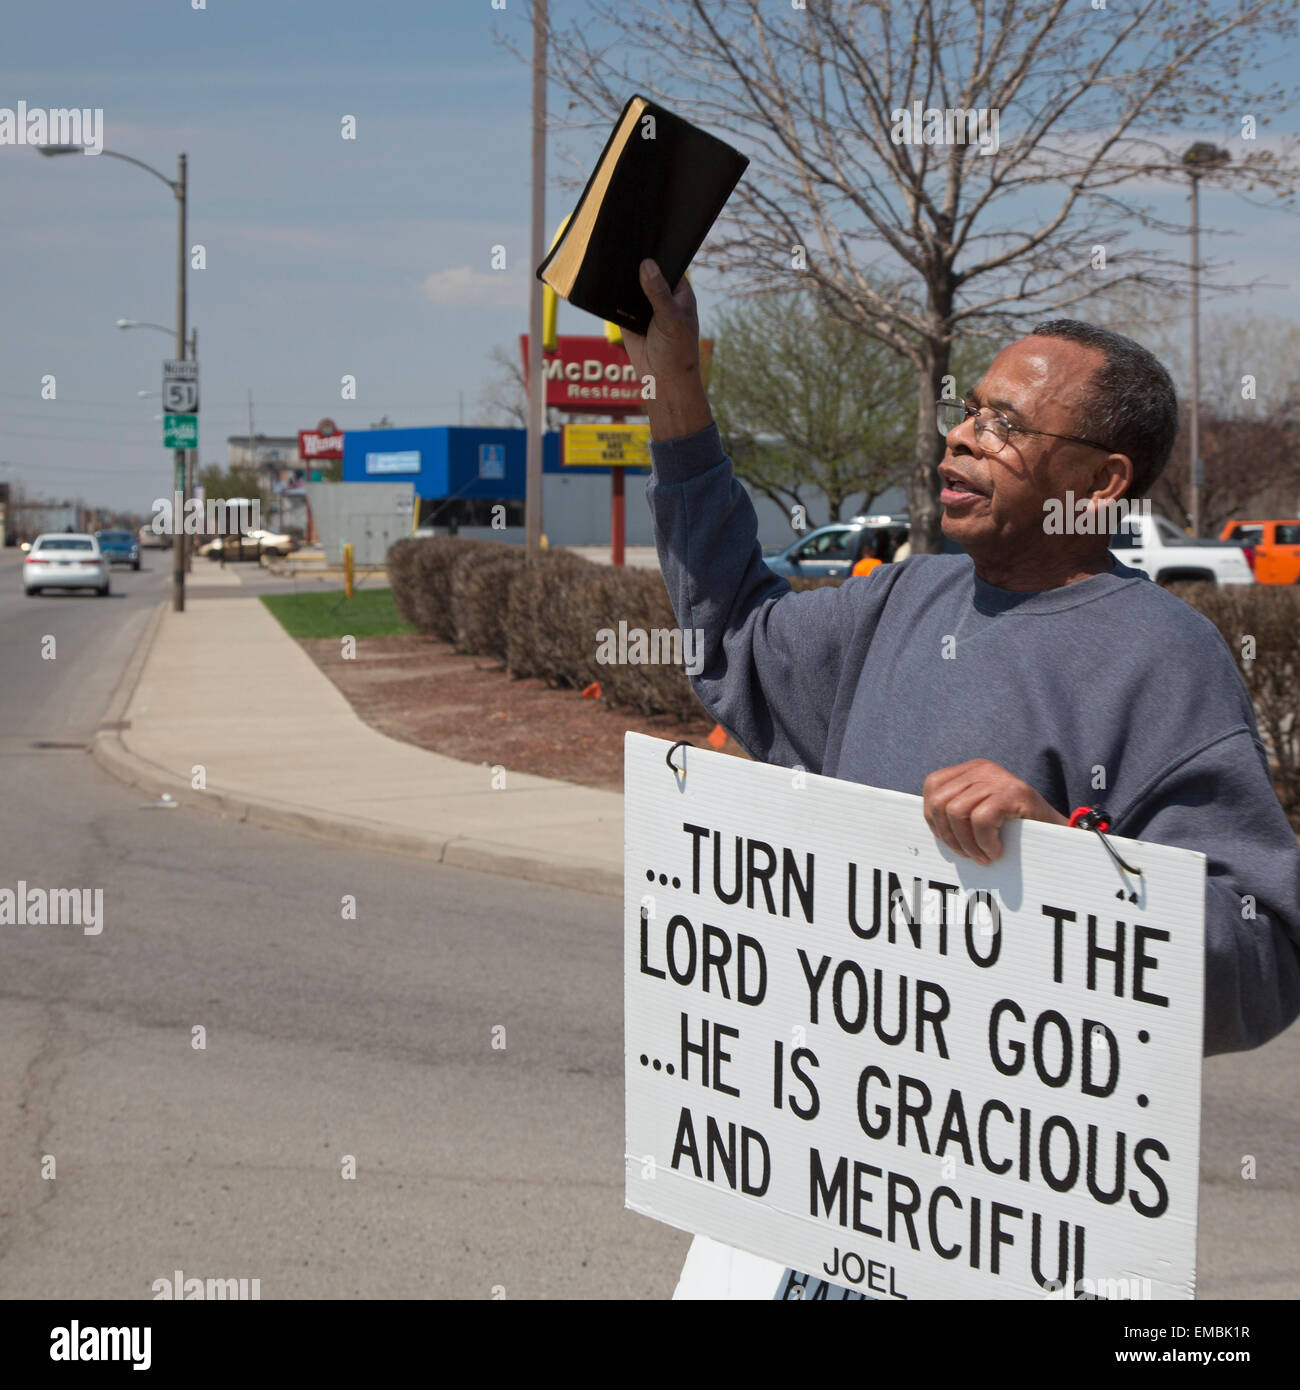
[1109, 511, 1256, 585]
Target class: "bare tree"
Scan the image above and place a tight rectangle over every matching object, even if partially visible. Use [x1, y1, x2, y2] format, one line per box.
[711, 289, 994, 524]
[1103, 309, 1300, 528]
[518, 0, 1299, 550]
[1171, 312, 1300, 423]
[1154, 413, 1300, 536]
[473, 343, 529, 428]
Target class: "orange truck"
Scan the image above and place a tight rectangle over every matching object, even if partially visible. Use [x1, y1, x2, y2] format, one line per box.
[1218, 520, 1300, 585]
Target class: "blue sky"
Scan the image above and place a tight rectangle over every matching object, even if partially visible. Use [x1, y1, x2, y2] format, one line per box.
[2, 0, 1299, 510]
[0, 0, 574, 508]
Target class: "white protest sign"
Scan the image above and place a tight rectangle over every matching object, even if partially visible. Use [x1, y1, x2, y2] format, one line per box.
[625, 733, 1205, 1300]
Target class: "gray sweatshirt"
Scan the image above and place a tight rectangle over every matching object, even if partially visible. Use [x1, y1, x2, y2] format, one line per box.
[647, 423, 1300, 1056]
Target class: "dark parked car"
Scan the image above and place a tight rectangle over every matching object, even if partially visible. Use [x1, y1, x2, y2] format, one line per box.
[95, 529, 141, 570]
[763, 514, 919, 579]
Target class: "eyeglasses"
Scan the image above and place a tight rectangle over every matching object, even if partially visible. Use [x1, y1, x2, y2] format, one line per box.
[936, 398, 1114, 455]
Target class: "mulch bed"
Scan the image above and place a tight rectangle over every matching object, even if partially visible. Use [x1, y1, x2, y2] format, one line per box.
[300, 633, 747, 792]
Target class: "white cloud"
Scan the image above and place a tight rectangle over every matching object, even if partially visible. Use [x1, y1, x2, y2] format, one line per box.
[420, 265, 525, 308]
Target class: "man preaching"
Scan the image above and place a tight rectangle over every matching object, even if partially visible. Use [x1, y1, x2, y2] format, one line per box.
[625, 257, 1300, 1066]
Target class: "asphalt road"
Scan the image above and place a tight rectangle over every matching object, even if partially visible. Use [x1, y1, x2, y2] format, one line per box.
[0, 546, 1295, 1301]
[0, 548, 687, 1299]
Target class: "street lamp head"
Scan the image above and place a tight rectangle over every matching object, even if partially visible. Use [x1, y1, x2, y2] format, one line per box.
[115, 319, 137, 329]
[35, 144, 84, 157]
[1182, 141, 1231, 172]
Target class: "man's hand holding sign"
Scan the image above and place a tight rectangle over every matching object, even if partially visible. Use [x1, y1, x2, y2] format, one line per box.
[922, 760, 1071, 867]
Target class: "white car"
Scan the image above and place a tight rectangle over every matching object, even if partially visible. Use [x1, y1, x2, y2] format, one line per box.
[199, 529, 295, 560]
[23, 533, 112, 596]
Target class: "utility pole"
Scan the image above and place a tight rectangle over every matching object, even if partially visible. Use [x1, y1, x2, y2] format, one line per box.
[525, 0, 547, 558]
[172, 152, 188, 610]
[1181, 142, 1230, 539]
[1188, 170, 1202, 538]
[36, 141, 191, 605]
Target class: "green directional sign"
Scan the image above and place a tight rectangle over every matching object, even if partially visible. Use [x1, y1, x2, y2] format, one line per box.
[164, 413, 198, 449]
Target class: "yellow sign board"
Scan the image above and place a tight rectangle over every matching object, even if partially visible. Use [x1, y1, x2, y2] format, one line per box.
[562, 423, 652, 467]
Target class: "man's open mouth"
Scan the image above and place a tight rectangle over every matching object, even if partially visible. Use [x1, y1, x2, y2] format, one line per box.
[939, 468, 988, 500]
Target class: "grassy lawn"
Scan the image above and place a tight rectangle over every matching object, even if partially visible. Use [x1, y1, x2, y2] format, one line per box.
[261, 587, 416, 640]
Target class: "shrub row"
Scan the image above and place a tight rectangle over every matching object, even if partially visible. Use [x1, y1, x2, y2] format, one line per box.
[1166, 583, 1300, 822]
[387, 538, 1299, 824]
[387, 537, 710, 721]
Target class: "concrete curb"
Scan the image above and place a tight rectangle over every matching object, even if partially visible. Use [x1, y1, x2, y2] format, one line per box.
[91, 601, 622, 898]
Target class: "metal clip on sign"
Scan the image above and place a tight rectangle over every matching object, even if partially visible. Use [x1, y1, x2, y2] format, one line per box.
[1069, 805, 1144, 901]
[666, 740, 693, 781]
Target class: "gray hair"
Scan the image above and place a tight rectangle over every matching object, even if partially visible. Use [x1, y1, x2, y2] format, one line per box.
[1030, 319, 1179, 498]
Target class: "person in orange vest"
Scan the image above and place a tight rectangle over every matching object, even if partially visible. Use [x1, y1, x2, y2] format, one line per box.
[850, 528, 893, 578]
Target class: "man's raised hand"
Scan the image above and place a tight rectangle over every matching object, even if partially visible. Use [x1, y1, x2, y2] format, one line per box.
[622, 259, 713, 442]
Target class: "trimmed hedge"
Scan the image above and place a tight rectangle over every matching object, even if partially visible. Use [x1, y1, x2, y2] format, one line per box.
[451, 544, 528, 659]
[1166, 583, 1300, 821]
[587, 566, 705, 721]
[386, 538, 1300, 825]
[387, 537, 707, 719]
[505, 549, 601, 688]
[385, 537, 423, 630]
[387, 536, 501, 643]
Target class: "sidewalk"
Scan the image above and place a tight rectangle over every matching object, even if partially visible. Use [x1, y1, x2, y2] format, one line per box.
[93, 589, 624, 896]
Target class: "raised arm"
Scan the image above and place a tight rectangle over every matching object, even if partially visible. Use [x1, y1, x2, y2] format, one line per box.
[626, 261, 869, 773]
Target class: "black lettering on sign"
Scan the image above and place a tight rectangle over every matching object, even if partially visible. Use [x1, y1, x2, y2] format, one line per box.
[639, 906, 665, 980]
[680, 824, 814, 921]
[678, 1013, 741, 1095]
[670, 1106, 770, 1195]
[773, 1040, 821, 1119]
[1041, 903, 1075, 983]
[800, 952, 951, 1053]
[1087, 915, 1125, 996]
[1129, 1138, 1170, 1218]
[1133, 926, 1170, 1007]
[643, 915, 767, 1004]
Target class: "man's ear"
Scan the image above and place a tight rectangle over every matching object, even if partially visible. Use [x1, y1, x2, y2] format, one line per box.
[1092, 452, 1134, 503]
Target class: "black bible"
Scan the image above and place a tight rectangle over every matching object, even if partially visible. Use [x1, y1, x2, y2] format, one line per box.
[536, 95, 749, 335]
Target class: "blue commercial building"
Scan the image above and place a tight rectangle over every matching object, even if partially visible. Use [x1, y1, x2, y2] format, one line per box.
[338, 423, 905, 550]
[341, 425, 652, 544]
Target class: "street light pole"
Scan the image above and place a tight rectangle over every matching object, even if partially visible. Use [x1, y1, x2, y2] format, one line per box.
[1180, 142, 1230, 539]
[1188, 169, 1202, 539]
[118, 320, 195, 359]
[174, 152, 188, 610]
[38, 142, 189, 609]
[525, 0, 547, 559]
